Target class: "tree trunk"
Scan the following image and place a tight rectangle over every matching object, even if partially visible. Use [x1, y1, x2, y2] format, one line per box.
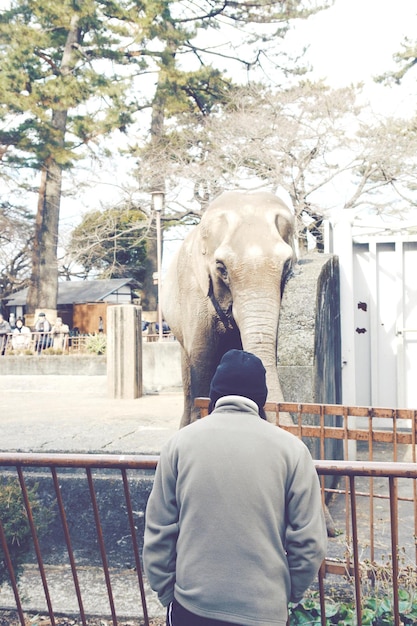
[140, 35, 177, 311]
[140, 85, 166, 313]
[26, 15, 80, 315]
[141, 235, 157, 311]
[27, 158, 63, 313]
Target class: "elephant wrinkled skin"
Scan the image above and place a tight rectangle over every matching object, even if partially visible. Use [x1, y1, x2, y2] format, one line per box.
[162, 190, 296, 427]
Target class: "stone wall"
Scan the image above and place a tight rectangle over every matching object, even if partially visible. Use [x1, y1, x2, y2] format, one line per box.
[278, 252, 343, 462]
[278, 252, 341, 404]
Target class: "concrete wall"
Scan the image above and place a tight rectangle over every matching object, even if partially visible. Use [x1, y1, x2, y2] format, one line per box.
[0, 342, 183, 393]
[142, 340, 182, 393]
[0, 355, 107, 376]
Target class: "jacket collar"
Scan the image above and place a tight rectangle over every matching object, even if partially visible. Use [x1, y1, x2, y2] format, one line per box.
[213, 395, 260, 417]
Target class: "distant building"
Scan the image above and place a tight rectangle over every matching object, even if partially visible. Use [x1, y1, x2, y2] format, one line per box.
[5, 279, 140, 333]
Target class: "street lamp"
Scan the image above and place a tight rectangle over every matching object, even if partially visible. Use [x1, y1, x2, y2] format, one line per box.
[152, 191, 164, 342]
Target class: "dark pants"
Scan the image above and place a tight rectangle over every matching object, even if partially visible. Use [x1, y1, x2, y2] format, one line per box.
[167, 599, 237, 626]
[0, 335, 7, 355]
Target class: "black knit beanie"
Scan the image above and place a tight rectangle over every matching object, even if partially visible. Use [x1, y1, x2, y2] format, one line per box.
[209, 349, 268, 416]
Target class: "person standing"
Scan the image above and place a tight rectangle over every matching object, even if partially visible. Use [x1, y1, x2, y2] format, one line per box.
[8, 312, 16, 330]
[11, 318, 32, 353]
[34, 311, 51, 352]
[0, 313, 11, 355]
[51, 316, 70, 350]
[143, 349, 327, 626]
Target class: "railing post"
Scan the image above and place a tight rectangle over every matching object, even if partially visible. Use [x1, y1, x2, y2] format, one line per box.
[0, 518, 26, 626]
[349, 475, 362, 626]
[389, 477, 400, 626]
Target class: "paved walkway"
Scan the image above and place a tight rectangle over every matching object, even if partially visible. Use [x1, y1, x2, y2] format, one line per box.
[0, 375, 183, 455]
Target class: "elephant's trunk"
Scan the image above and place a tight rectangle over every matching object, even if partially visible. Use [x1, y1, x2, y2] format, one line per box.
[232, 293, 284, 411]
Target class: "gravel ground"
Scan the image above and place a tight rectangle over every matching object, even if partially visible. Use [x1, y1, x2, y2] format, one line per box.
[0, 611, 165, 626]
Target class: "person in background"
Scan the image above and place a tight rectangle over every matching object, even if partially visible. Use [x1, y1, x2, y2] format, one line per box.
[11, 318, 32, 353]
[0, 313, 11, 355]
[34, 311, 51, 352]
[8, 312, 16, 330]
[143, 349, 327, 626]
[155, 319, 170, 334]
[51, 316, 70, 350]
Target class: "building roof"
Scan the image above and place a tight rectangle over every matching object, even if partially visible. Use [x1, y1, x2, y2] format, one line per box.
[6, 279, 139, 306]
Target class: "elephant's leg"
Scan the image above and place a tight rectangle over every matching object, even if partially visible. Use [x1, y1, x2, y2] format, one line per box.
[179, 349, 193, 429]
[179, 342, 219, 427]
[188, 352, 218, 424]
[190, 326, 244, 421]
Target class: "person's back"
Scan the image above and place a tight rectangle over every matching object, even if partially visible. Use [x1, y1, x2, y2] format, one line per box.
[143, 350, 327, 626]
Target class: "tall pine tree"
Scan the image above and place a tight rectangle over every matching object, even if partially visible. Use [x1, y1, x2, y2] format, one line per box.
[0, 0, 143, 313]
[0, 0, 329, 312]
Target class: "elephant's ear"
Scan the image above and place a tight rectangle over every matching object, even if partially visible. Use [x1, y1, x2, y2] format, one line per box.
[191, 221, 212, 297]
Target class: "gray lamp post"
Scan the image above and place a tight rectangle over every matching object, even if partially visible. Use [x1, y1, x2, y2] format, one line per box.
[152, 191, 164, 342]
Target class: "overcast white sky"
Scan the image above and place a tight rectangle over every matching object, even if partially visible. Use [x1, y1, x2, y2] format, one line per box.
[289, 0, 417, 114]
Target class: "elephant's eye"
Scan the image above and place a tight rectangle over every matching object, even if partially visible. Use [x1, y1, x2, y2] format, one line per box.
[216, 261, 228, 282]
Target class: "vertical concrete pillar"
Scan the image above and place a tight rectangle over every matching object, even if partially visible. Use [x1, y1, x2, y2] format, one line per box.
[332, 214, 357, 459]
[332, 214, 355, 405]
[107, 305, 143, 399]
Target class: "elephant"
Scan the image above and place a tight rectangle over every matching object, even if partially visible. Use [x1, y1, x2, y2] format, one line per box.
[162, 190, 296, 428]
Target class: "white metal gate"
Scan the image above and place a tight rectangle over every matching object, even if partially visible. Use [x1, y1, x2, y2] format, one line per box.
[352, 237, 417, 409]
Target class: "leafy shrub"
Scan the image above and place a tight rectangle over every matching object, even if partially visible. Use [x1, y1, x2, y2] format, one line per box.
[289, 589, 417, 625]
[0, 478, 51, 586]
[85, 333, 107, 355]
[41, 347, 64, 355]
[7, 349, 34, 356]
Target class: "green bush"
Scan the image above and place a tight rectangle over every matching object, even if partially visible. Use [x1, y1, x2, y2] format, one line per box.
[85, 333, 107, 355]
[289, 589, 417, 625]
[0, 478, 51, 586]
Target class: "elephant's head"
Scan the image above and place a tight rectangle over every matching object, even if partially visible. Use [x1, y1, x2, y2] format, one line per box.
[162, 189, 296, 426]
[191, 190, 296, 409]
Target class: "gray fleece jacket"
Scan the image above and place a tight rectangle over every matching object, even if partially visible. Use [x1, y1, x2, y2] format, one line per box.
[143, 396, 327, 626]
